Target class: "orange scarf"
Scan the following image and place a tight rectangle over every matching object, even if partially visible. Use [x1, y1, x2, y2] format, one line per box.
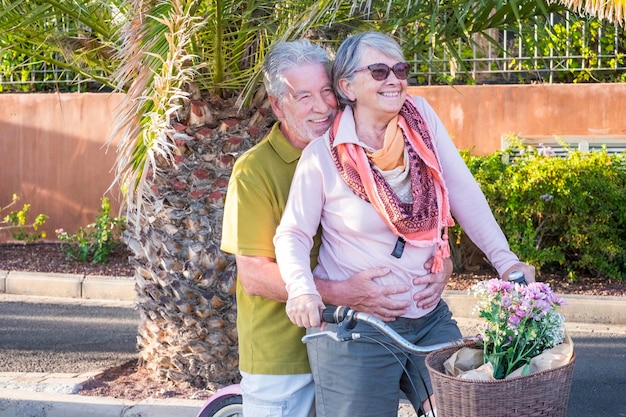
[329, 99, 454, 272]
[366, 116, 405, 171]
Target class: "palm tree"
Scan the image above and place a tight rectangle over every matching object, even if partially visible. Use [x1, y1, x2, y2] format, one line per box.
[3, 0, 623, 389]
[109, 0, 370, 388]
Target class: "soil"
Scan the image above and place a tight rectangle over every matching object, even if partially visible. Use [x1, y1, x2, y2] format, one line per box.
[2, 242, 625, 401]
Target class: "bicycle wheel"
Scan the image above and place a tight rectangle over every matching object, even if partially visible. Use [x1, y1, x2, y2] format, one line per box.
[197, 394, 243, 417]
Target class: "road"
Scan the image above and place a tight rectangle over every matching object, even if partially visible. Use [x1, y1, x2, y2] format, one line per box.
[0, 295, 138, 373]
[1, 294, 625, 416]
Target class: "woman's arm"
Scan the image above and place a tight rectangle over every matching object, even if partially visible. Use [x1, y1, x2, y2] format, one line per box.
[413, 97, 532, 279]
[274, 141, 327, 325]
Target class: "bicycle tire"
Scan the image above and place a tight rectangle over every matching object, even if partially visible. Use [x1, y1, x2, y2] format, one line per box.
[197, 395, 243, 417]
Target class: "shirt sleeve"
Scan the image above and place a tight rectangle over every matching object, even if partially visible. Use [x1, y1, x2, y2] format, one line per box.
[413, 96, 520, 276]
[274, 140, 326, 299]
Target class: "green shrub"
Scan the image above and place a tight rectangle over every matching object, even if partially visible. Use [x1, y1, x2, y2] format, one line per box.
[457, 141, 626, 281]
[1, 194, 48, 243]
[56, 197, 127, 264]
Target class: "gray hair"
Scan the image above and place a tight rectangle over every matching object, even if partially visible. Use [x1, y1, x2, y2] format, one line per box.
[262, 39, 332, 100]
[332, 32, 405, 107]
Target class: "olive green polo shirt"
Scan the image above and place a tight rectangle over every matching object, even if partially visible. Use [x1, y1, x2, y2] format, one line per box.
[221, 123, 320, 374]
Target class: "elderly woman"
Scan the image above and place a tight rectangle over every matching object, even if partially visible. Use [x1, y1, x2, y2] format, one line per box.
[274, 31, 535, 417]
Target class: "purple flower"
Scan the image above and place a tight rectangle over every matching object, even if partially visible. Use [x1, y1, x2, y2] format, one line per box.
[471, 278, 566, 379]
[537, 144, 555, 156]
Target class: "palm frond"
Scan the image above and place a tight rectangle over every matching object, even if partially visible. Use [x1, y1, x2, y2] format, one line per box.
[111, 0, 202, 232]
[0, 0, 126, 90]
[554, 0, 625, 25]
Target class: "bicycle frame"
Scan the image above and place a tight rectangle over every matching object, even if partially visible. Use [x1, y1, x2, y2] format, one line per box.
[195, 305, 477, 417]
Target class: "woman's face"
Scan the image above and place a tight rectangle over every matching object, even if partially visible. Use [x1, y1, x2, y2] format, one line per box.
[340, 46, 407, 118]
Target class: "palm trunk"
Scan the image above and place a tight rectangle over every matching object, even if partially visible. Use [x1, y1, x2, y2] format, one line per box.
[125, 93, 271, 387]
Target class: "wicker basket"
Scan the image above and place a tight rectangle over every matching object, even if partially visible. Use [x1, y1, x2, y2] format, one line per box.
[425, 342, 575, 417]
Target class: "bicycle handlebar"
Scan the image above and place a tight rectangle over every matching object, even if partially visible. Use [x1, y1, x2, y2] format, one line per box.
[304, 306, 478, 355]
[305, 272, 526, 352]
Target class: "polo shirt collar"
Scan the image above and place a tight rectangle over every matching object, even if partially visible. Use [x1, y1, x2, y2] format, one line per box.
[268, 122, 302, 164]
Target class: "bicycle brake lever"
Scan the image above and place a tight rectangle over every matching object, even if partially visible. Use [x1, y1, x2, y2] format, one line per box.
[301, 331, 341, 343]
[302, 330, 360, 344]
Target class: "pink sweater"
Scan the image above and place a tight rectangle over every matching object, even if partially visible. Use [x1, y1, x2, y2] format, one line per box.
[274, 96, 519, 318]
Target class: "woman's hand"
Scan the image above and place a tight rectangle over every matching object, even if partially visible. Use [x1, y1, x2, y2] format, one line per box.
[286, 294, 325, 328]
[502, 262, 536, 283]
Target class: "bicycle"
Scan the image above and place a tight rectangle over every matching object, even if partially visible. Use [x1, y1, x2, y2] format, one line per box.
[196, 305, 475, 417]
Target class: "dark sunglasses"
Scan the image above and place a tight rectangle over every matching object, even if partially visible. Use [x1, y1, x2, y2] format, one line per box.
[353, 62, 410, 81]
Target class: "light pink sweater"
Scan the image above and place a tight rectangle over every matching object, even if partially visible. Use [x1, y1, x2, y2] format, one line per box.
[274, 97, 519, 318]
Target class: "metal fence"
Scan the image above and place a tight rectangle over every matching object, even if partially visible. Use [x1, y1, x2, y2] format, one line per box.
[1, 12, 624, 92]
[0, 67, 107, 93]
[411, 12, 626, 85]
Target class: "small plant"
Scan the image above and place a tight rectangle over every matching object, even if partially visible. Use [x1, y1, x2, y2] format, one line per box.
[56, 197, 126, 264]
[1, 194, 48, 243]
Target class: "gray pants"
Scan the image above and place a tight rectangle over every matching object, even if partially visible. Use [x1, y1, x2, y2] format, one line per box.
[307, 301, 461, 417]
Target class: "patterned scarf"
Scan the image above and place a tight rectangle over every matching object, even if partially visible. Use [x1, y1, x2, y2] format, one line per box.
[329, 98, 454, 271]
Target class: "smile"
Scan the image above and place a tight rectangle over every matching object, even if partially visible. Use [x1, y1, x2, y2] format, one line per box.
[311, 115, 331, 123]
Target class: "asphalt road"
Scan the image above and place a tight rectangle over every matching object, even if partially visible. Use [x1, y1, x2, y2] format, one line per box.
[0, 295, 138, 373]
[1, 294, 625, 417]
[567, 333, 626, 416]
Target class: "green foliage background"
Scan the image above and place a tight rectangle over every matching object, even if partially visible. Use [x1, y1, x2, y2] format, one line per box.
[456, 141, 626, 281]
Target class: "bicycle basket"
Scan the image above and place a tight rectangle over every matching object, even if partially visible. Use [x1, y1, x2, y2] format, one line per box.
[425, 342, 575, 417]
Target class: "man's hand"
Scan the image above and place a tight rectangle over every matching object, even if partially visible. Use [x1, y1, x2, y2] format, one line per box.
[413, 257, 453, 309]
[286, 294, 325, 328]
[317, 268, 410, 322]
[502, 262, 536, 283]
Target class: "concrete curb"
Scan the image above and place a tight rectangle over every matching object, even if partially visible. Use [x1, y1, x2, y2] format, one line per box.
[0, 270, 136, 301]
[0, 389, 204, 417]
[443, 291, 626, 325]
[2, 270, 626, 324]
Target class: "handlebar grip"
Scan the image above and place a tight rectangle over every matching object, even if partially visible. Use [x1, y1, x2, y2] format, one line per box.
[321, 306, 350, 323]
[508, 270, 527, 285]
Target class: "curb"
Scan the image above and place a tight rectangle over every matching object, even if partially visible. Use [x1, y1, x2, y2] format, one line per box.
[443, 291, 626, 325]
[0, 270, 136, 301]
[2, 270, 626, 324]
[0, 389, 204, 417]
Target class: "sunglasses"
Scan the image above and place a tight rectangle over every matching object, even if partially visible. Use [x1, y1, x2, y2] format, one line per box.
[353, 62, 410, 81]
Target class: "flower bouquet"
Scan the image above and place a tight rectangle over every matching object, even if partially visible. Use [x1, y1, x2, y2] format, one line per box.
[452, 278, 573, 380]
[425, 279, 575, 417]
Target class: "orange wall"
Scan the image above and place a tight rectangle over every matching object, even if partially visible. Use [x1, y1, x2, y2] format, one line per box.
[1, 84, 625, 242]
[0, 93, 125, 243]
[408, 83, 626, 155]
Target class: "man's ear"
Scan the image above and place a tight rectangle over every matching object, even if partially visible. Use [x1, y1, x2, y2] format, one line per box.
[268, 95, 284, 119]
[338, 78, 355, 102]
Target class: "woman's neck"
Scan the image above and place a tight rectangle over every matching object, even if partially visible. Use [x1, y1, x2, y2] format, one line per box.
[352, 107, 394, 150]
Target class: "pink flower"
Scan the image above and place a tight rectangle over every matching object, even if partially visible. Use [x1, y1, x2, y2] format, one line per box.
[471, 278, 566, 379]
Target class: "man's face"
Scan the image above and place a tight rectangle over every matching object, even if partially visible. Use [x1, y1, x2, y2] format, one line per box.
[270, 63, 338, 149]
